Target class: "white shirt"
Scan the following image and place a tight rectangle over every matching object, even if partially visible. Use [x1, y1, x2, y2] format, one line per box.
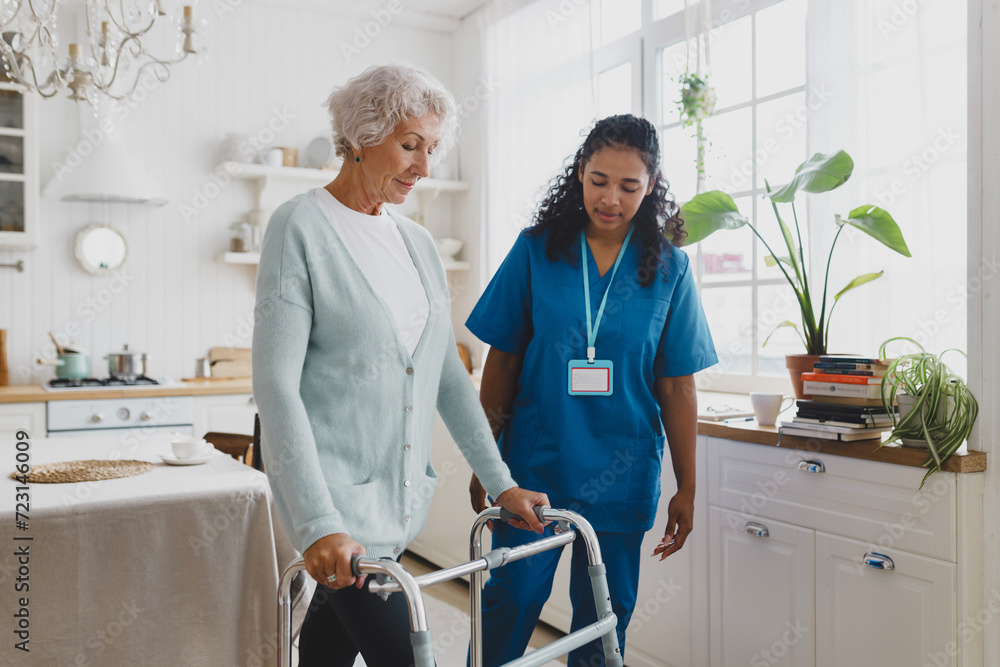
[312, 187, 429, 355]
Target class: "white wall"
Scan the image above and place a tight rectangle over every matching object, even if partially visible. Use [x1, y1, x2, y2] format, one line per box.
[0, 1, 463, 384]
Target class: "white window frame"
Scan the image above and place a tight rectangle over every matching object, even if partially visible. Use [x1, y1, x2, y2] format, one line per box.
[638, 0, 799, 393]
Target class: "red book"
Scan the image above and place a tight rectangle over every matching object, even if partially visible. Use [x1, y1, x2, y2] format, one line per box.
[801, 372, 883, 385]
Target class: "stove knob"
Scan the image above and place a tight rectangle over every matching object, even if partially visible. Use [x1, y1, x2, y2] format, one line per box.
[140, 411, 154, 422]
[91, 413, 105, 424]
[117, 408, 131, 421]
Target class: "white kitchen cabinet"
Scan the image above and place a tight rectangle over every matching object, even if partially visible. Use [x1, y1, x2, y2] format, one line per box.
[707, 436, 980, 667]
[0, 82, 38, 249]
[0, 402, 45, 439]
[709, 507, 815, 667]
[192, 393, 257, 436]
[815, 532, 956, 667]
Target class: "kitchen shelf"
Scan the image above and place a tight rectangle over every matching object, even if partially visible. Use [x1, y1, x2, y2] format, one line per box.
[217, 161, 469, 227]
[217, 251, 468, 271]
[217, 251, 260, 265]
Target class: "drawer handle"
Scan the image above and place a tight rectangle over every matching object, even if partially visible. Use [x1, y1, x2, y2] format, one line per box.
[863, 552, 895, 571]
[797, 459, 826, 474]
[744, 522, 769, 538]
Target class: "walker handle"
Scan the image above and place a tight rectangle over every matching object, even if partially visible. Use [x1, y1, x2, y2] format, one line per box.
[350, 554, 368, 577]
[498, 504, 549, 525]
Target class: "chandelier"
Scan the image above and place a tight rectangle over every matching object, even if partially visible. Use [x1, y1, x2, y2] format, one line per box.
[0, 1, 204, 104]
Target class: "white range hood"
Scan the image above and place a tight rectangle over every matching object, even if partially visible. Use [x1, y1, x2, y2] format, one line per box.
[42, 136, 168, 206]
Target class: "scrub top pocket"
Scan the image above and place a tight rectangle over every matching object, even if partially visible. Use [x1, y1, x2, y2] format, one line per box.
[621, 297, 669, 353]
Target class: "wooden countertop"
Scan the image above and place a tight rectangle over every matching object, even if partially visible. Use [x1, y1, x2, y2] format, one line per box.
[0, 378, 254, 403]
[698, 419, 987, 473]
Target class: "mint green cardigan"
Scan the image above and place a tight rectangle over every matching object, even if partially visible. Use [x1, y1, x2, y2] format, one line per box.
[252, 193, 517, 558]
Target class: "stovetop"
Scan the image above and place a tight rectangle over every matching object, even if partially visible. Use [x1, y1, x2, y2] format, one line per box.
[46, 376, 162, 390]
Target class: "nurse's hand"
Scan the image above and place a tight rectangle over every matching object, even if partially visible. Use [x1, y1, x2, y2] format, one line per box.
[469, 473, 492, 514]
[495, 486, 551, 533]
[469, 473, 498, 532]
[653, 490, 694, 560]
[303, 532, 367, 590]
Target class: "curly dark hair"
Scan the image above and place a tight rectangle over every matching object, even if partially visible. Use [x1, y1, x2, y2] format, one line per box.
[527, 114, 686, 286]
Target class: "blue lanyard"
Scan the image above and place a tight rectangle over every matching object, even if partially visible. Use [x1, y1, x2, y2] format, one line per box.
[581, 226, 633, 362]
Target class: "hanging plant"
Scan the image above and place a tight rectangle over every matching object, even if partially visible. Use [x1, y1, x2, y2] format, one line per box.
[676, 72, 717, 191]
[678, 71, 717, 124]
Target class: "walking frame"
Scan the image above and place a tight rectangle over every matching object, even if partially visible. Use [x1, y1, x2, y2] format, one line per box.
[278, 506, 624, 667]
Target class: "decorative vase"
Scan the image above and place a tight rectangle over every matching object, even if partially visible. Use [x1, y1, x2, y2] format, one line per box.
[785, 354, 821, 399]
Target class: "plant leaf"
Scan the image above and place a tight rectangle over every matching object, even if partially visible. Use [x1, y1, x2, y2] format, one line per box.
[833, 271, 883, 302]
[768, 151, 855, 203]
[762, 320, 803, 347]
[844, 205, 912, 257]
[764, 254, 793, 268]
[679, 190, 749, 245]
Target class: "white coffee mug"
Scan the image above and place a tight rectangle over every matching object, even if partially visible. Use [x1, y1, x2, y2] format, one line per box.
[260, 147, 284, 167]
[171, 437, 210, 459]
[750, 392, 795, 426]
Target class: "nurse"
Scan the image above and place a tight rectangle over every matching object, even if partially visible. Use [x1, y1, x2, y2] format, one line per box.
[466, 114, 718, 666]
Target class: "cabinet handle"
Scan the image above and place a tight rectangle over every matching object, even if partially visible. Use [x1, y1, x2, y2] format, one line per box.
[797, 459, 826, 474]
[744, 522, 769, 538]
[863, 552, 895, 571]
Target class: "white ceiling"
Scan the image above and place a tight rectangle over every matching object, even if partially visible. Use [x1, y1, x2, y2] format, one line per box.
[400, 0, 493, 20]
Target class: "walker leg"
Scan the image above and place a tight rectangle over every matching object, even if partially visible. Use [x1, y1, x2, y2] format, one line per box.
[411, 629, 436, 667]
[469, 513, 492, 667]
[588, 563, 623, 667]
[277, 559, 306, 667]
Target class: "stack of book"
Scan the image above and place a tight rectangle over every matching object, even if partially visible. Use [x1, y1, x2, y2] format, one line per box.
[778, 356, 897, 442]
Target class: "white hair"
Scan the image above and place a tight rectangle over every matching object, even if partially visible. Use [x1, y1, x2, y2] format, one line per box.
[325, 64, 459, 164]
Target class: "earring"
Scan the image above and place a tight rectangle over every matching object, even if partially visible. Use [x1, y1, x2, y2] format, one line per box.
[355, 156, 361, 163]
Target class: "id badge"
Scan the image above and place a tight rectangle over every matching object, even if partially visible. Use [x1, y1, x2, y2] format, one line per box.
[568, 359, 614, 396]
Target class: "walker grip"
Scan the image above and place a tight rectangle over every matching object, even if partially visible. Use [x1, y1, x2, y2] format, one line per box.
[498, 504, 549, 525]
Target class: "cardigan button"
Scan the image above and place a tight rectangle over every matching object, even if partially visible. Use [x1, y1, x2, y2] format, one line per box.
[405, 406, 412, 413]
[404, 443, 411, 451]
[406, 367, 413, 375]
[404, 480, 411, 487]
[393, 547, 401, 555]
[405, 515, 411, 522]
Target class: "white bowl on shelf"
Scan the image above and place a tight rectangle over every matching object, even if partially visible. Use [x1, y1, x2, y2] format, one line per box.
[434, 238, 463, 260]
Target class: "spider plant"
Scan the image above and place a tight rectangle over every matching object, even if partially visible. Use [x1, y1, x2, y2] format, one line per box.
[877, 337, 979, 488]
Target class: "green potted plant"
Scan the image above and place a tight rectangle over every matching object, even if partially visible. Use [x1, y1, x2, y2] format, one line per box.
[678, 150, 912, 396]
[877, 337, 979, 488]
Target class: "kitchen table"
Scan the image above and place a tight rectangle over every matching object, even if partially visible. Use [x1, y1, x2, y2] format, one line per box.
[0, 433, 299, 666]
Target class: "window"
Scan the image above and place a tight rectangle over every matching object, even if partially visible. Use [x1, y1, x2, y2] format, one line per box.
[484, 0, 967, 392]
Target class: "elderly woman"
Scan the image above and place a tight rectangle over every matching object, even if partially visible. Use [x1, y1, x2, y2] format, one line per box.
[252, 64, 549, 666]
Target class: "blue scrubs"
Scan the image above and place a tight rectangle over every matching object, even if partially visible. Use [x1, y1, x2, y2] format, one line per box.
[466, 228, 717, 666]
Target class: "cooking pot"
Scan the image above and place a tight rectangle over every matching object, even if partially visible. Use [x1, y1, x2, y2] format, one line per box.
[105, 344, 150, 380]
[37, 351, 91, 379]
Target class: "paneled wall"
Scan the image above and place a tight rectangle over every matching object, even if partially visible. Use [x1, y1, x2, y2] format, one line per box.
[0, 1, 475, 384]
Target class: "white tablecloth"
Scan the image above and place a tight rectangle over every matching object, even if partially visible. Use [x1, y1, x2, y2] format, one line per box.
[0, 434, 299, 666]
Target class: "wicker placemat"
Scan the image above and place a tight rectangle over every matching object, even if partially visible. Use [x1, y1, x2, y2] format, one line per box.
[11, 460, 155, 484]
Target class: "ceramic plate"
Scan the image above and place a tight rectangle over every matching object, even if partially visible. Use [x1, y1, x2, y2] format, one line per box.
[160, 454, 212, 466]
[304, 137, 333, 169]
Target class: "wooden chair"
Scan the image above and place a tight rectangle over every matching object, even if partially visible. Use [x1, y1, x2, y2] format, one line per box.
[203, 431, 253, 463]
[203, 414, 264, 472]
